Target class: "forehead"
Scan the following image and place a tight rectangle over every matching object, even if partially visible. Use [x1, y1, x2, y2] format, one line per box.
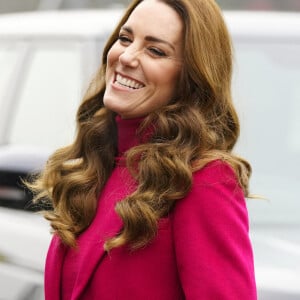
[124, 0, 183, 42]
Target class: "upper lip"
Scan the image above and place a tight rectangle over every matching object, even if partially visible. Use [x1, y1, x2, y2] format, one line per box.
[114, 71, 145, 86]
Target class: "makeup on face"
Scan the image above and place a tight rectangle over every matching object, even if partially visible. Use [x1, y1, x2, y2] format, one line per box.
[103, 0, 183, 119]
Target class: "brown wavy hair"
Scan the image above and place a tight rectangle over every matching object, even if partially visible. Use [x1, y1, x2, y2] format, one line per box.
[30, 0, 251, 250]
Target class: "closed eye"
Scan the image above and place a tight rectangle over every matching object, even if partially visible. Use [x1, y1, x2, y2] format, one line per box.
[148, 47, 166, 57]
[118, 35, 132, 44]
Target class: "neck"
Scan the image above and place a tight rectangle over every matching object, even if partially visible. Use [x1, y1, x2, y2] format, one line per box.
[116, 115, 145, 156]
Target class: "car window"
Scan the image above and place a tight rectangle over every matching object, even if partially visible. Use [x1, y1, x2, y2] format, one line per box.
[0, 42, 20, 111]
[0, 42, 32, 144]
[232, 40, 300, 225]
[8, 41, 85, 150]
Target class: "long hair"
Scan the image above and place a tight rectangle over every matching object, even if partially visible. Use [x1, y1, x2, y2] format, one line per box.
[30, 0, 251, 250]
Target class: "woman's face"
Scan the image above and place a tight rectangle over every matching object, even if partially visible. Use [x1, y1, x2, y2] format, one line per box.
[103, 0, 183, 119]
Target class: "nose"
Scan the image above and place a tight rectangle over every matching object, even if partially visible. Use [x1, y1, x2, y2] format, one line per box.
[119, 46, 140, 68]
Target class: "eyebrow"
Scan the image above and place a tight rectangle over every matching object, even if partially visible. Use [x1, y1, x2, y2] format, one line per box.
[121, 26, 176, 51]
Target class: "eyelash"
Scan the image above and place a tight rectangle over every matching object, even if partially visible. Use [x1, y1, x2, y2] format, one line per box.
[118, 35, 131, 44]
[148, 47, 166, 57]
[117, 35, 167, 58]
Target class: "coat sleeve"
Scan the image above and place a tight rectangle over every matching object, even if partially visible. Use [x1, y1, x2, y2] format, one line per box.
[171, 161, 257, 299]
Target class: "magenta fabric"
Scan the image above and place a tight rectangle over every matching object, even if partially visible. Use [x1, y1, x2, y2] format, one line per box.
[44, 116, 257, 300]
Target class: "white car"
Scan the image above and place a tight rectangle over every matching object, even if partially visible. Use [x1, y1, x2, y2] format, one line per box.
[0, 9, 299, 300]
[0, 9, 123, 300]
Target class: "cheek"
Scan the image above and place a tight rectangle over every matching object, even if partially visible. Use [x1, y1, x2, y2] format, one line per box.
[160, 66, 181, 96]
[151, 71, 181, 108]
[106, 45, 119, 68]
[105, 51, 117, 83]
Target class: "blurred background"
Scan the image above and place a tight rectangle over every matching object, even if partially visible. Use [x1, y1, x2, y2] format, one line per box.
[1, 0, 300, 13]
[0, 1, 299, 300]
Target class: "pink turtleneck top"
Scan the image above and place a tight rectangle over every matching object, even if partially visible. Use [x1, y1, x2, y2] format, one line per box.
[46, 115, 257, 300]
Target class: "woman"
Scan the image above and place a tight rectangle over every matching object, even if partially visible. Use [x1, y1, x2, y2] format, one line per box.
[32, 0, 257, 299]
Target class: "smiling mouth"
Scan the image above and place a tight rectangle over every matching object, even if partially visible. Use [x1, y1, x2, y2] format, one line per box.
[114, 73, 145, 90]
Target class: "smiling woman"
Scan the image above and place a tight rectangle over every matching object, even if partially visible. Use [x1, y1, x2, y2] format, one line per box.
[28, 0, 257, 299]
[103, 0, 183, 119]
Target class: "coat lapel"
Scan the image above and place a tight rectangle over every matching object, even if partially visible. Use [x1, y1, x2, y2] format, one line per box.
[71, 165, 132, 300]
[71, 207, 123, 300]
[45, 208, 123, 300]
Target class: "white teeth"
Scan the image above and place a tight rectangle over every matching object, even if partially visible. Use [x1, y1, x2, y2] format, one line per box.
[115, 74, 144, 89]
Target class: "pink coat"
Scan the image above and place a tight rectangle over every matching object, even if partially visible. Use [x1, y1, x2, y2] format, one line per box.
[44, 160, 257, 299]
